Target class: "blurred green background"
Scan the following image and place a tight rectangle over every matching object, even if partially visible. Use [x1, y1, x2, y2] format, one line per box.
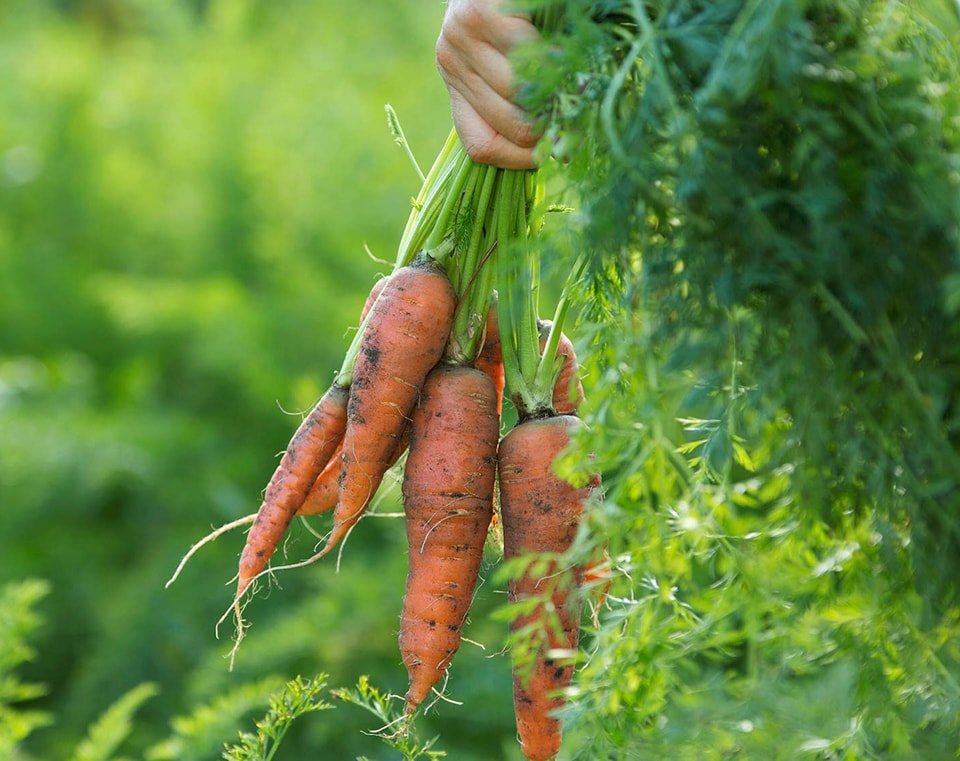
[0, 1, 528, 757]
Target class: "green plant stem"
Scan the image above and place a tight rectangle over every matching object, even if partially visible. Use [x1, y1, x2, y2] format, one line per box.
[533, 254, 587, 398]
[446, 166, 499, 364]
[497, 170, 545, 416]
[396, 129, 461, 267]
[451, 164, 487, 293]
[423, 151, 474, 260]
[385, 104, 425, 183]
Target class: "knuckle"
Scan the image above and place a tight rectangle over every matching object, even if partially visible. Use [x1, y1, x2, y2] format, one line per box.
[454, 1, 487, 34]
[514, 121, 538, 148]
[464, 138, 496, 165]
[435, 37, 455, 75]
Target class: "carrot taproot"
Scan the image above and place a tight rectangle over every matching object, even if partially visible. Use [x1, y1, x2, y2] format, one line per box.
[541, 326, 610, 608]
[475, 305, 504, 417]
[498, 414, 599, 761]
[235, 383, 348, 599]
[399, 365, 499, 711]
[297, 425, 410, 516]
[321, 262, 456, 556]
[234, 275, 388, 598]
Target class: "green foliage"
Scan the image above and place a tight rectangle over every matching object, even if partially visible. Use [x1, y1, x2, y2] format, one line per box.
[514, 0, 960, 756]
[222, 675, 331, 761]
[7, 0, 959, 758]
[332, 676, 446, 761]
[0, 580, 53, 758]
[70, 683, 159, 761]
[0, 1, 524, 758]
[146, 677, 285, 761]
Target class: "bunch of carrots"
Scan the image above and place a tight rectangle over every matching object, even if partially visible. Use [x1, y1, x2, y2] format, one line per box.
[169, 123, 605, 759]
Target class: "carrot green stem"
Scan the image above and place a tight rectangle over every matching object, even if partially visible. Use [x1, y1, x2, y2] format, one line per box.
[457, 165, 496, 288]
[423, 151, 473, 262]
[515, 177, 542, 401]
[533, 255, 587, 396]
[448, 165, 485, 295]
[445, 166, 500, 365]
[385, 104, 425, 183]
[497, 171, 544, 416]
[396, 129, 461, 267]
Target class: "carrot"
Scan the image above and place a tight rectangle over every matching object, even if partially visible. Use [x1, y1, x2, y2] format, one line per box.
[538, 321, 583, 416]
[498, 414, 598, 761]
[297, 425, 410, 516]
[540, 325, 610, 609]
[475, 305, 504, 417]
[234, 275, 388, 598]
[235, 384, 349, 599]
[361, 275, 390, 321]
[399, 365, 498, 711]
[321, 262, 456, 556]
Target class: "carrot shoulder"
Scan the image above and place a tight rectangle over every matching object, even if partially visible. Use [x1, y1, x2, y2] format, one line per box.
[499, 414, 598, 761]
[538, 321, 583, 416]
[475, 305, 504, 417]
[399, 366, 498, 711]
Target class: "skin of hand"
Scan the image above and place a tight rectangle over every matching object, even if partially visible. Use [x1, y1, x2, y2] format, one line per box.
[436, 0, 540, 169]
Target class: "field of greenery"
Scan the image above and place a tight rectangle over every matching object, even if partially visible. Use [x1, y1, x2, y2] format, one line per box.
[3, 1, 960, 760]
[0, 1, 518, 759]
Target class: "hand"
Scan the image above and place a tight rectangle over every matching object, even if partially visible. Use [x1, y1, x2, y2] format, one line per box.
[436, 0, 540, 169]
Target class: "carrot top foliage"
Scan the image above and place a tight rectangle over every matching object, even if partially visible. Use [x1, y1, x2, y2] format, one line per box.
[509, 0, 960, 757]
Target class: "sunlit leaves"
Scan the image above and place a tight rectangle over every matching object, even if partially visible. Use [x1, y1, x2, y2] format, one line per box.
[518, 0, 960, 756]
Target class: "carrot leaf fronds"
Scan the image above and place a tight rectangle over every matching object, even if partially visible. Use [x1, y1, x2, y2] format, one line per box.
[332, 676, 446, 760]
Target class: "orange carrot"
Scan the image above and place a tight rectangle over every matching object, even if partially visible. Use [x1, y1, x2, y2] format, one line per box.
[399, 365, 498, 711]
[322, 263, 456, 556]
[235, 384, 348, 599]
[234, 275, 388, 598]
[360, 275, 390, 321]
[498, 414, 599, 761]
[297, 425, 410, 516]
[475, 305, 504, 417]
[538, 321, 583, 416]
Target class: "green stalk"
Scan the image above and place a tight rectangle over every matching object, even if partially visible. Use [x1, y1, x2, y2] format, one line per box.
[448, 164, 485, 295]
[422, 151, 474, 261]
[496, 168, 584, 419]
[384, 104, 425, 183]
[397, 142, 464, 266]
[514, 176, 541, 393]
[456, 166, 497, 288]
[445, 166, 500, 364]
[533, 255, 587, 397]
[497, 170, 544, 416]
[396, 129, 460, 267]
[463, 251, 498, 361]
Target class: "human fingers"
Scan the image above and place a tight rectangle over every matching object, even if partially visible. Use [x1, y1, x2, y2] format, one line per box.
[443, 0, 539, 56]
[446, 87, 536, 169]
[437, 41, 538, 150]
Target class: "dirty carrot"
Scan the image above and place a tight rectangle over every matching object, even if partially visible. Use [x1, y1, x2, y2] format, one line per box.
[538, 321, 583, 416]
[234, 275, 389, 598]
[235, 383, 349, 600]
[499, 414, 598, 761]
[399, 365, 498, 711]
[321, 262, 456, 557]
[297, 425, 410, 516]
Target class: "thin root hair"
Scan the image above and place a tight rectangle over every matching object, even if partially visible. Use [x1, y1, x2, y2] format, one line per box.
[165, 513, 256, 588]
